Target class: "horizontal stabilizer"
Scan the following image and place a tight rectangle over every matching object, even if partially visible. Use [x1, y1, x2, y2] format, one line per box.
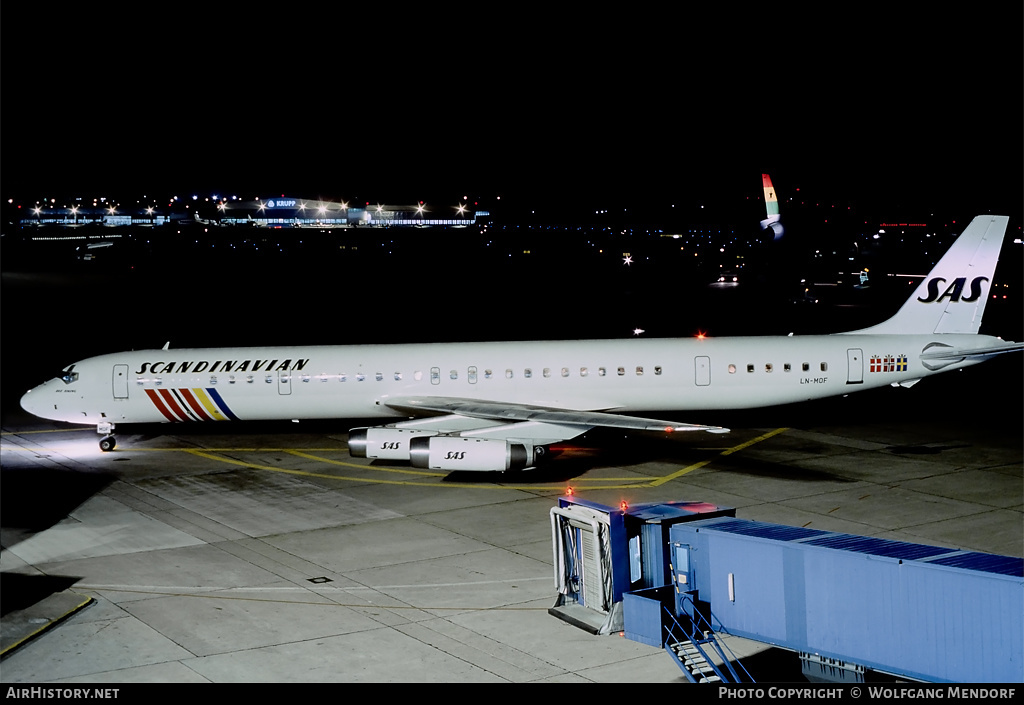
[920, 341, 1024, 360]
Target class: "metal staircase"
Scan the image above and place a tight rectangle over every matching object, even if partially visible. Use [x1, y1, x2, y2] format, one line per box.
[663, 598, 753, 684]
[670, 637, 724, 683]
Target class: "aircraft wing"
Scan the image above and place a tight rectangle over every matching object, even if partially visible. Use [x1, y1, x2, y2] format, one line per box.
[384, 396, 729, 434]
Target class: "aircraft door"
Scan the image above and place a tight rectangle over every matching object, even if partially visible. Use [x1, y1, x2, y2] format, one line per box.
[113, 364, 129, 399]
[672, 542, 692, 590]
[671, 542, 695, 616]
[847, 348, 863, 384]
[278, 370, 292, 395]
[695, 356, 711, 386]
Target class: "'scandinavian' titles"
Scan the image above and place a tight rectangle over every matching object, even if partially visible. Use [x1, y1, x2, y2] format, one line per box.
[135, 358, 310, 375]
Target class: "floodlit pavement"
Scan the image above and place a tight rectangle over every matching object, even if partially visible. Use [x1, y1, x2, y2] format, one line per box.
[1, 383, 1020, 683]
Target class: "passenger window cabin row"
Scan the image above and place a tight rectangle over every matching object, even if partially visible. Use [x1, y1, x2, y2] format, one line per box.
[136, 361, 830, 387]
[135, 364, 667, 386]
[727, 362, 829, 374]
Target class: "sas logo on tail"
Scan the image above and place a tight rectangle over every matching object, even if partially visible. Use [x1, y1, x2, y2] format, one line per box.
[918, 276, 989, 304]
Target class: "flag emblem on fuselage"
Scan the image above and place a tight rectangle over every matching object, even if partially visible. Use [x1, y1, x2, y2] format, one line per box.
[870, 355, 908, 373]
[145, 387, 240, 422]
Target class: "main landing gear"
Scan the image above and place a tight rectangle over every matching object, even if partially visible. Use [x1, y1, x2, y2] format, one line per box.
[98, 421, 116, 452]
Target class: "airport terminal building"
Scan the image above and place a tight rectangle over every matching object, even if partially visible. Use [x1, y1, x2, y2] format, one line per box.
[17, 197, 483, 229]
[220, 198, 481, 228]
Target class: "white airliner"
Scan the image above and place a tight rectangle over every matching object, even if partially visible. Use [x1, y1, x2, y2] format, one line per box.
[20, 215, 1022, 471]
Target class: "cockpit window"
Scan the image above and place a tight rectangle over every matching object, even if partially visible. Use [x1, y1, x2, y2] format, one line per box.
[60, 366, 78, 385]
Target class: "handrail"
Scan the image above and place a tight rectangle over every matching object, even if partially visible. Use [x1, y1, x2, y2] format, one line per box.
[661, 609, 723, 683]
[664, 597, 755, 683]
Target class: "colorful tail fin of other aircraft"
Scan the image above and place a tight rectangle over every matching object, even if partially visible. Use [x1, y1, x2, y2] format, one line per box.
[760, 173, 784, 240]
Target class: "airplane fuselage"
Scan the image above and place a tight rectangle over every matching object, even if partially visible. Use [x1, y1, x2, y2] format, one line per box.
[20, 333, 998, 429]
[18, 214, 1019, 468]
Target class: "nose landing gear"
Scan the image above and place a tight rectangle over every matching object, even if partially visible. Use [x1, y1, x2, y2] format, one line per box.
[98, 421, 116, 452]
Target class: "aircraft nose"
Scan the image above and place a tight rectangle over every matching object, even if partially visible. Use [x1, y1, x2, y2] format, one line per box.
[21, 387, 38, 415]
[20, 385, 51, 419]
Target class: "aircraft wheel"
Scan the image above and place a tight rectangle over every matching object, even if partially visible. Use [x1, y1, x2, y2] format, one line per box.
[99, 436, 116, 452]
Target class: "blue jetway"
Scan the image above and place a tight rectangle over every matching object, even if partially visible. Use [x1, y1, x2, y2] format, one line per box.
[622, 515, 1024, 683]
[548, 496, 735, 636]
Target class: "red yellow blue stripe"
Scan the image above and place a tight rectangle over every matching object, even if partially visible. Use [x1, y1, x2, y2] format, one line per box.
[145, 388, 239, 422]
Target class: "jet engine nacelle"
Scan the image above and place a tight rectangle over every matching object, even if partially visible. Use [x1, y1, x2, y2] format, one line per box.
[348, 427, 438, 460]
[408, 435, 537, 471]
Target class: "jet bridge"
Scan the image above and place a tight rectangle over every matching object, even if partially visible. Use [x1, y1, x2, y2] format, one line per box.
[622, 515, 1024, 683]
[548, 496, 734, 635]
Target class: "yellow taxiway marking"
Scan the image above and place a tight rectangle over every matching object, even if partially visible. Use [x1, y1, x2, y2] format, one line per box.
[180, 449, 579, 490]
[285, 449, 447, 477]
[648, 427, 790, 487]
[0, 594, 94, 658]
[720, 427, 791, 455]
[1, 427, 96, 436]
[2, 428, 789, 490]
[73, 586, 547, 611]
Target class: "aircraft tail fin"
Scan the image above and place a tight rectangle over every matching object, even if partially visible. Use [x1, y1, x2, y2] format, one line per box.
[760, 173, 784, 240]
[846, 215, 1009, 335]
[762, 174, 780, 219]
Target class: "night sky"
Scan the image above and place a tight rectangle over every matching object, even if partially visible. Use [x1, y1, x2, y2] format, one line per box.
[2, 9, 1021, 221]
[1, 7, 1021, 410]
